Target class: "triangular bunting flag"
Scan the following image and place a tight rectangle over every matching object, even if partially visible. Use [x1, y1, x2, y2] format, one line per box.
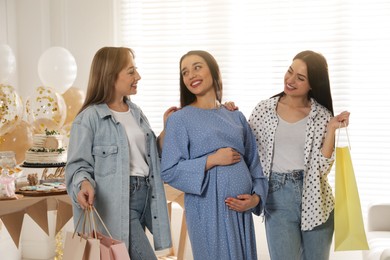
[25, 198, 49, 235]
[1, 211, 25, 248]
[55, 199, 73, 234]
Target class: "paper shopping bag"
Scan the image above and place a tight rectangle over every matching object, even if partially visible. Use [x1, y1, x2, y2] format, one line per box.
[334, 145, 369, 251]
[84, 236, 101, 260]
[63, 232, 100, 260]
[90, 206, 131, 260]
[63, 207, 101, 260]
[63, 231, 87, 260]
[95, 230, 130, 260]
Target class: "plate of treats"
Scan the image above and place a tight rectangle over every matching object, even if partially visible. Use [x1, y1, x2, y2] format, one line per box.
[16, 182, 67, 196]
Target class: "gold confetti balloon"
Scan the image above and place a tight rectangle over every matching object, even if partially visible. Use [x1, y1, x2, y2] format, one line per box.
[25, 86, 67, 133]
[0, 84, 24, 136]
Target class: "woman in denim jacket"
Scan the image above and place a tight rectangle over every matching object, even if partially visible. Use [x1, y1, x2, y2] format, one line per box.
[65, 47, 176, 260]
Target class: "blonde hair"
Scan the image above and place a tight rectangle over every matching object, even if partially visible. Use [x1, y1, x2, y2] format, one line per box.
[79, 47, 134, 113]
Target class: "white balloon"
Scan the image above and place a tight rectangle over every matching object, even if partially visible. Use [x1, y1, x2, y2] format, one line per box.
[0, 44, 16, 83]
[37, 47, 77, 93]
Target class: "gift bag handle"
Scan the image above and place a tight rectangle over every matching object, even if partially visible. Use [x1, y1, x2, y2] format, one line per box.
[336, 121, 351, 150]
[71, 206, 93, 240]
[86, 206, 98, 239]
[87, 205, 113, 238]
[73, 207, 85, 237]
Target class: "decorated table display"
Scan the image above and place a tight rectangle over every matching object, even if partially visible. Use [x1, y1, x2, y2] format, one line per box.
[0, 45, 85, 259]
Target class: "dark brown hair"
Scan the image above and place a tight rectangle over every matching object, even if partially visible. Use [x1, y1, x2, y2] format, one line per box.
[179, 50, 223, 107]
[273, 50, 334, 115]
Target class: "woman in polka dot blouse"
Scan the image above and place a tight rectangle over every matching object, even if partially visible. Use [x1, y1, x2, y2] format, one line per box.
[248, 50, 350, 260]
[161, 50, 268, 260]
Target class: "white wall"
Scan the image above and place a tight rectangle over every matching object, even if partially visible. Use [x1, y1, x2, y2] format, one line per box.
[0, 0, 114, 100]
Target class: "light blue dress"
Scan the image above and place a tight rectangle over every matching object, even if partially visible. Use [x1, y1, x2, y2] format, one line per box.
[161, 106, 268, 260]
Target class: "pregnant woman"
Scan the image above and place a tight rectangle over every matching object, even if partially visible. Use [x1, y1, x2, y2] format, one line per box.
[161, 50, 268, 260]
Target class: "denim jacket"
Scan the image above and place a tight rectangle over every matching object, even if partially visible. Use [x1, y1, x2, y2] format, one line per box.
[65, 101, 172, 250]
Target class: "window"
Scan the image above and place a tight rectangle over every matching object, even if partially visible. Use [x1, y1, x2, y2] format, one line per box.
[116, 0, 390, 217]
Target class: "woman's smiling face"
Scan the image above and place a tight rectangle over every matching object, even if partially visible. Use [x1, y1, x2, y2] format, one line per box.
[180, 54, 214, 97]
[284, 58, 311, 97]
[114, 51, 141, 97]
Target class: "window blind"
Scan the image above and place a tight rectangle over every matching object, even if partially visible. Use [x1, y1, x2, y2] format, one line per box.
[116, 0, 390, 218]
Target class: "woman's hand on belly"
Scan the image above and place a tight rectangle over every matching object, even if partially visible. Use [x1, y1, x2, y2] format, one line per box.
[205, 147, 241, 171]
[225, 194, 260, 212]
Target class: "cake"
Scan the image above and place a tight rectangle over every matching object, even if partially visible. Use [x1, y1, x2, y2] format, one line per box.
[23, 130, 67, 166]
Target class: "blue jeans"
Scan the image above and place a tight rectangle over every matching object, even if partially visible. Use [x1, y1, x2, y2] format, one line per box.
[129, 176, 157, 260]
[265, 171, 334, 260]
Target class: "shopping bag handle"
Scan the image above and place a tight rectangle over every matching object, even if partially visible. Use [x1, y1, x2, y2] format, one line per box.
[71, 206, 92, 241]
[71, 206, 113, 239]
[336, 121, 351, 150]
[86, 206, 98, 239]
[88, 205, 113, 238]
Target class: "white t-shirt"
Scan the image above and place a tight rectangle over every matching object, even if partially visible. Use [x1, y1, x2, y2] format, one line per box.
[110, 108, 149, 177]
[271, 115, 308, 173]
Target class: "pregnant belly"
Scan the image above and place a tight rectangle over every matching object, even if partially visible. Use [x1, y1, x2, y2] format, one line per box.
[216, 160, 253, 197]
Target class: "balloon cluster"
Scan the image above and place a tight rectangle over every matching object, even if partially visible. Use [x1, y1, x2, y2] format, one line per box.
[0, 45, 85, 164]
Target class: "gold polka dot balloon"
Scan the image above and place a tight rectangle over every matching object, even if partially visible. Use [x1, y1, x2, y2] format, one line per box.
[25, 86, 67, 133]
[0, 84, 24, 136]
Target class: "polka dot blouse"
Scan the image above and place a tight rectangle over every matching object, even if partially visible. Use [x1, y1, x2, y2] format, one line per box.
[249, 96, 335, 231]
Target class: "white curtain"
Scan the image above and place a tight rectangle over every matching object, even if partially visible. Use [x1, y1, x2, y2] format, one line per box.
[116, 0, 390, 217]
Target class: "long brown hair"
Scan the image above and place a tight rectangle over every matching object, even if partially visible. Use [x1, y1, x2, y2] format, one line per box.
[179, 50, 223, 107]
[272, 50, 334, 116]
[78, 47, 133, 114]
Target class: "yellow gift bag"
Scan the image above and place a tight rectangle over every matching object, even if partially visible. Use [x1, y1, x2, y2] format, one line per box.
[334, 126, 369, 251]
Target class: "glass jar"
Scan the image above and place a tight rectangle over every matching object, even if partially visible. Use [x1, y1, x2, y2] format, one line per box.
[0, 151, 17, 198]
[0, 151, 17, 173]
